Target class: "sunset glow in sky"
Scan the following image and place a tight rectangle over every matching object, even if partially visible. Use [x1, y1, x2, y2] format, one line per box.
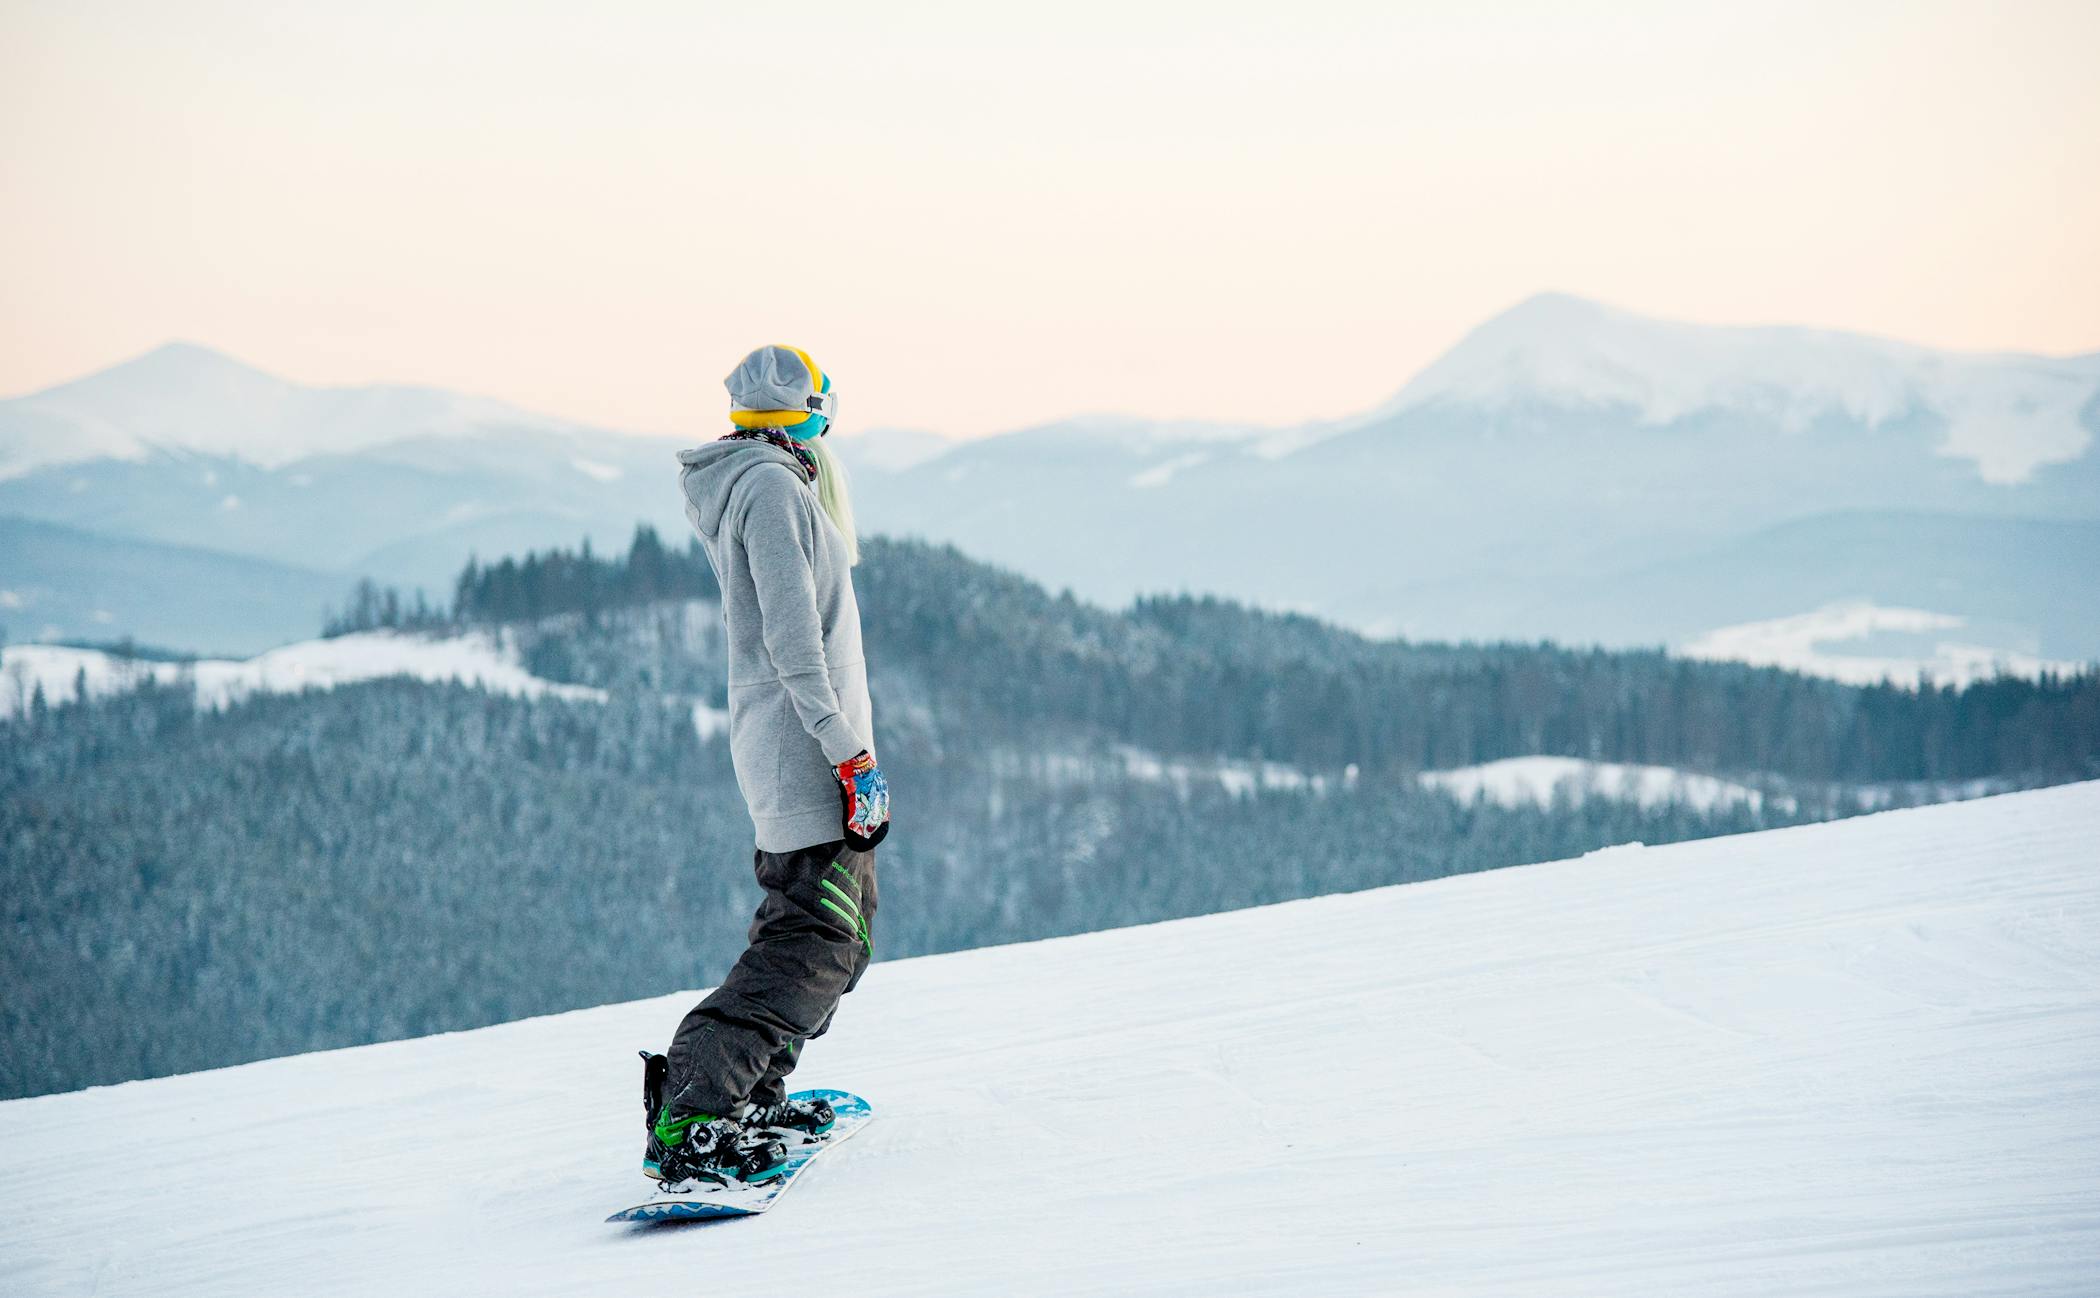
[3, 0, 2097, 438]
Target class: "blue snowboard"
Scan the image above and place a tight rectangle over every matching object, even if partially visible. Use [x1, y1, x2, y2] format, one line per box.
[607, 1089, 873, 1224]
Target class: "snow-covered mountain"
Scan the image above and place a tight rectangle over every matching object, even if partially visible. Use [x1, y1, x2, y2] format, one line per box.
[4, 783, 2094, 1296]
[0, 342, 600, 478]
[0, 347, 699, 627]
[1379, 293, 2100, 484]
[4, 299, 2096, 666]
[840, 296, 2100, 665]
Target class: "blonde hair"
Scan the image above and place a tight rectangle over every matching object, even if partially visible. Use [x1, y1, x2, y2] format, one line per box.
[810, 435, 860, 566]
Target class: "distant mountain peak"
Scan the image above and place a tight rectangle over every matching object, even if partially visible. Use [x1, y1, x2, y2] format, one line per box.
[50, 340, 297, 405]
[1, 344, 592, 477]
[1482, 290, 1616, 330]
[130, 339, 261, 370]
[1378, 296, 2097, 484]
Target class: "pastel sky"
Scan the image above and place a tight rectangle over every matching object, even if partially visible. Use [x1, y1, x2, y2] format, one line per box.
[3, 0, 2097, 439]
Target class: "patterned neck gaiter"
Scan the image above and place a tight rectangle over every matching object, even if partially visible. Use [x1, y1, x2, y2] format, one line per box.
[720, 428, 818, 484]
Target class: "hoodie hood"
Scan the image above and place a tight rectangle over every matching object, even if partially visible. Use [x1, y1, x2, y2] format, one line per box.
[675, 438, 805, 539]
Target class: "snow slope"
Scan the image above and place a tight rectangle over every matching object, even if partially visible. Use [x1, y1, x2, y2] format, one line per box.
[0, 630, 600, 718]
[1419, 755, 1771, 812]
[1682, 601, 2091, 687]
[5, 784, 2097, 1297]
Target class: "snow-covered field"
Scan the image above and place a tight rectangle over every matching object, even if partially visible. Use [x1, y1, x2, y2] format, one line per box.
[1682, 602, 2088, 687]
[1418, 754, 1773, 812]
[0, 630, 601, 717]
[1028, 747, 1783, 812]
[1013, 745, 1350, 797]
[5, 783, 2096, 1296]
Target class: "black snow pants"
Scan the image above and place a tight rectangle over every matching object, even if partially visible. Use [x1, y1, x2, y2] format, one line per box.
[665, 840, 876, 1119]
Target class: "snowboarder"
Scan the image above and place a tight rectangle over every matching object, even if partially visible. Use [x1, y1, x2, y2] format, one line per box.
[640, 344, 890, 1186]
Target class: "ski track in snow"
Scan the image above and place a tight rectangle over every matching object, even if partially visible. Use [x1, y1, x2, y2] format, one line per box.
[3, 784, 2098, 1296]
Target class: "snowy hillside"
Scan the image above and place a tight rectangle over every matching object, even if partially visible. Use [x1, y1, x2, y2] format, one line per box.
[1682, 601, 2091, 687]
[1418, 755, 1775, 813]
[0, 629, 599, 717]
[4, 784, 2094, 1297]
[1027, 747, 1784, 813]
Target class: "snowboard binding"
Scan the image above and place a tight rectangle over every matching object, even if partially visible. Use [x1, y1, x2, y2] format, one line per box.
[747, 1094, 837, 1145]
[639, 1051, 789, 1186]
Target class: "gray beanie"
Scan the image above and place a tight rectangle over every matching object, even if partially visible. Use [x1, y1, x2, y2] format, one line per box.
[726, 345, 832, 429]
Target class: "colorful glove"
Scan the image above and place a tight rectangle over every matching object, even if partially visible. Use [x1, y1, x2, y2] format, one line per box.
[834, 749, 890, 851]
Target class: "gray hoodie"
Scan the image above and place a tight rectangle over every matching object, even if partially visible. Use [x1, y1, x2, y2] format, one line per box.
[677, 439, 874, 852]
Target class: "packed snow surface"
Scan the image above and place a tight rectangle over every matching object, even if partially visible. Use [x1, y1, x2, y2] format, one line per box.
[0, 630, 600, 717]
[1682, 601, 2088, 687]
[5, 785, 2098, 1296]
[1419, 755, 1770, 812]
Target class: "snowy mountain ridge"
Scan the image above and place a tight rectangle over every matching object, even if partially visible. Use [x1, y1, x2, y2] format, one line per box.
[3, 782, 2094, 1296]
[0, 341, 635, 479]
[1378, 293, 2100, 483]
[15, 297, 2096, 485]
[6, 299, 2096, 662]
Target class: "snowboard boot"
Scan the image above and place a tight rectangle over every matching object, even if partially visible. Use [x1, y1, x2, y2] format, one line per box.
[747, 1094, 837, 1145]
[640, 1051, 672, 1177]
[639, 1051, 788, 1185]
